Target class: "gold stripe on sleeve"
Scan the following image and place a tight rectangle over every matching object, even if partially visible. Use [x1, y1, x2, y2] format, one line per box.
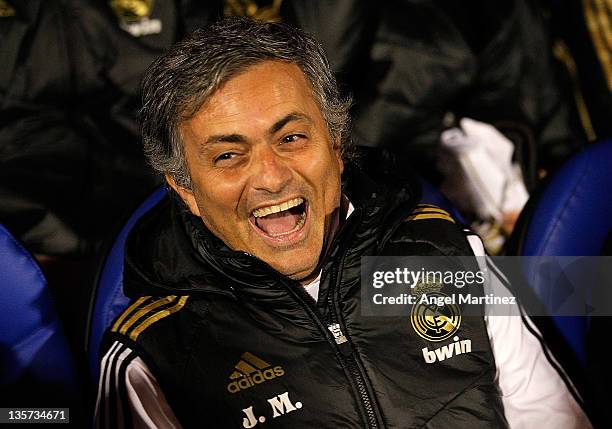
[118, 296, 177, 335]
[130, 296, 189, 340]
[406, 213, 456, 224]
[414, 207, 452, 217]
[111, 296, 151, 333]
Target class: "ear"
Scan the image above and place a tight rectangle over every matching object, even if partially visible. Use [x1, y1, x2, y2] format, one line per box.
[165, 174, 201, 217]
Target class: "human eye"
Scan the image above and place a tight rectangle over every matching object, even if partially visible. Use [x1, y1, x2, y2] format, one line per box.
[281, 133, 306, 144]
[214, 152, 238, 165]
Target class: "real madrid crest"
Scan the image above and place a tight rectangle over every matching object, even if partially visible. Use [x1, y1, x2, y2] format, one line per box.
[0, 0, 16, 18]
[110, 0, 153, 22]
[410, 281, 461, 342]
[110, 0, 161, 37]
[224, 0, 283, 23]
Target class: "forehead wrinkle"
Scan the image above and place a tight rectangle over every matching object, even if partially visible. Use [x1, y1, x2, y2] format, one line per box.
[192, 61, 319, 127]
[198, 99, 312, 141]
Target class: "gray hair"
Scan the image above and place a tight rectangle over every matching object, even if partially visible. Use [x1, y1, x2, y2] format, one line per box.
[141, 17, 353, 188]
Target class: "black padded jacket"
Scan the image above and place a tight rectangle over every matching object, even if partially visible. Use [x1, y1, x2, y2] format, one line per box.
[101, 164, 507, 428]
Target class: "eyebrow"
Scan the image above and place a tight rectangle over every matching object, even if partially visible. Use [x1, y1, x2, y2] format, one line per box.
[268, 112, 312, 135]
[203, 112, 312, 146]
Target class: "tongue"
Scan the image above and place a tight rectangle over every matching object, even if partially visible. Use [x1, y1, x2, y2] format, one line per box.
[256, 210, 300, 235]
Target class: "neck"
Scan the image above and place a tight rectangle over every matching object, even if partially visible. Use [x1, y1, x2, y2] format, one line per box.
[298, 195, 350, 286]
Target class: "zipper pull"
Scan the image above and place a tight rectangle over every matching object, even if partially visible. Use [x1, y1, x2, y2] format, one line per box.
[328, 323, 347, 344]
[328, 323, 352, 356]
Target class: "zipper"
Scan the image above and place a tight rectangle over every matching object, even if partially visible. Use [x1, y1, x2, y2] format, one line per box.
[244, 249, 382, 428]
[292, 275, 380, 429]
[214, 203, 384, 428]
[326, 318, 379, 429]
[310, 205, 382, 429]
[325, 232, 381, 429]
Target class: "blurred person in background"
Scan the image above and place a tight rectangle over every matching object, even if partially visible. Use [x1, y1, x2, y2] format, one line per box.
[0, 0, 221, 259]
[0, 0, 223, 378]
[0, 0, 588, 262]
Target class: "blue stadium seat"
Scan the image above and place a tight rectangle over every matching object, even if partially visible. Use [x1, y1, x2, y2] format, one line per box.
[0, 223, 79, 402]
[87, 186, 168, 381]
[513, 140, 612, 365]
[419, 177, 465, 224]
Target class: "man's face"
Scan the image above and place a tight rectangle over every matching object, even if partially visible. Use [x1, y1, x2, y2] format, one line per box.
[169, 61, 344, 283]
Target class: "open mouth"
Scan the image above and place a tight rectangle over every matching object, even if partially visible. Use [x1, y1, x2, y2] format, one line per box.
[250, 197, 307, 238]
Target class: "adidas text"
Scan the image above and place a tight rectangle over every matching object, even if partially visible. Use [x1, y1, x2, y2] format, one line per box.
[228, 367, 285, 393]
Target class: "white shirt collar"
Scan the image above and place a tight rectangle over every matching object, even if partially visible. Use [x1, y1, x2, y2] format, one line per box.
[303, 201, 354, 302]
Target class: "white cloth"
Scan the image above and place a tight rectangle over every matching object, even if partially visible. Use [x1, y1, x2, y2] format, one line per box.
[466, 234, 590, 429]
[303, 272, 321, 301]
[438, 118, 529, 223]
[94, 345, 182, 428]
[303, 202, 353, 302]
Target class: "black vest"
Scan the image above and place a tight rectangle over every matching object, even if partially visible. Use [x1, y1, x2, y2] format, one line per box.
[105, 168, 507, 428]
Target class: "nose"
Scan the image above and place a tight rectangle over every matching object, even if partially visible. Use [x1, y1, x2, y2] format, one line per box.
[250, 144, 292, 194]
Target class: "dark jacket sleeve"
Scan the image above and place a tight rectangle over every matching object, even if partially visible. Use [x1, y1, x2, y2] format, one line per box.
[0, 0, 169, 255]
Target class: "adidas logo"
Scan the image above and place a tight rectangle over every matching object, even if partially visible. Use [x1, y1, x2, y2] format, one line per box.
[227, 352, 285, 394]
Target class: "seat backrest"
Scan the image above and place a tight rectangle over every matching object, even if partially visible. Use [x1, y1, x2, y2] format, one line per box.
[419, 178, 466, 224]
[87, 187, 167, 381]
[521, 140, 612, 257]
[515, 140, 612, 365]
[0, 223, 78, 403]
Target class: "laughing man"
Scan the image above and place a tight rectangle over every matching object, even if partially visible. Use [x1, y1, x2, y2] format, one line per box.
[96, 17, 590, 429]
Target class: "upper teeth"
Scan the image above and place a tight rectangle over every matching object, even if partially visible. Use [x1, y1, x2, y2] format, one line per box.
[252, 198, 304, 218]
